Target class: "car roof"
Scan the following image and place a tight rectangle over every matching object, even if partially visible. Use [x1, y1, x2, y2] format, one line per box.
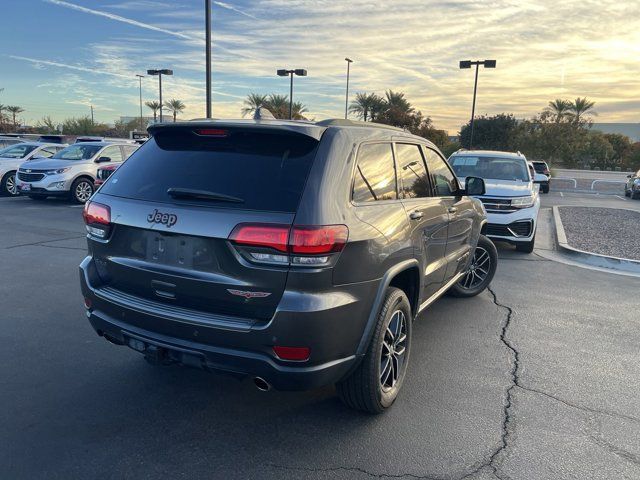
[64, 141, 128, 147]
[450, 149, 526, 160]
[149, 119, 434, 148]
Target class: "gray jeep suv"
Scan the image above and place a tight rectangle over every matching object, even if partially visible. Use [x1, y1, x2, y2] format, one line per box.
[79, 119, 497, 413]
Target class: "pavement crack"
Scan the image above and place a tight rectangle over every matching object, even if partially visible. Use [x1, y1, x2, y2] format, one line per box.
[267, 463, 442, 479]
[516, 384, 640, 424]
[5, 235, 86, 250]
[484, 285, 520, 477]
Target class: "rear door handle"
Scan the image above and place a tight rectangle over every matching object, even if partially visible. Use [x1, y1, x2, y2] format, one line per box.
[409, 211, 424, 220]
[448, 207, 458, 214]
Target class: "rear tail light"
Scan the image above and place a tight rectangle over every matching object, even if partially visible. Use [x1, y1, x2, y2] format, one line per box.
[273, 346, 310, 361]
[229, 223, 348, 267]
[83, 201, 111, 239]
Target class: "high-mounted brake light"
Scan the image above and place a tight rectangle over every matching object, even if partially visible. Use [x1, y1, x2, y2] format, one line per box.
[194, 128, 229, 137]
[83, 201, 110, 225]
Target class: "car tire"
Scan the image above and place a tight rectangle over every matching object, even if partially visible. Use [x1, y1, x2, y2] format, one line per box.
[28, 195, 48, 201]
[70, 178, 94, 204]
[631, 191, 639, 200]
[1, 171, 18, 197]
[515, 233, 536, 253]
[624, 187, 630, 197]
[336, 287, 411, 414]
[542, 184, 549, 194]
[448, 234, 498, 298]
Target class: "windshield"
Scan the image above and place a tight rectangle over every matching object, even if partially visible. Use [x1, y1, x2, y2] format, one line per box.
[0, 144, 37, 159]
[52, 144, 101, 161]
[449, 156, 530, 182]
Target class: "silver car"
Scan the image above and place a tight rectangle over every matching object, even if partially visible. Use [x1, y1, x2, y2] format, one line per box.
[0, 142, 66, 196]
[16, 141, 138, 203]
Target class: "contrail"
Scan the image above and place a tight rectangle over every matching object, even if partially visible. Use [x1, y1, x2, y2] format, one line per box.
[213, 1, 258, 19]
[43, 0, 194, 40]
[9, 55, 131, 78]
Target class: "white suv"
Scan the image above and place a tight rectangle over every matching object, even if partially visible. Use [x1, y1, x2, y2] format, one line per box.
[0, 142, 66, 196]
[16, 141, 138, 203]
[448, 150, 540, 253]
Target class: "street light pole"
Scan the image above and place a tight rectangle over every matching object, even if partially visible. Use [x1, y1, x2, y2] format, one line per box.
[147, 69, 173, 123]
[345, 57, 353, 119]
[136, 74, 144, 130]
[277, 68, 308, 120]
[459, 59, 496, 149]
[205, 0, 212, 118]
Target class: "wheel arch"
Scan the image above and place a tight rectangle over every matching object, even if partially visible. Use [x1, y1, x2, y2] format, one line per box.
[354, 259, 421, 357]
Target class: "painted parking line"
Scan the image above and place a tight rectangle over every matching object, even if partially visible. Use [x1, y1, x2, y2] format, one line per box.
[560, 192, 564, 197]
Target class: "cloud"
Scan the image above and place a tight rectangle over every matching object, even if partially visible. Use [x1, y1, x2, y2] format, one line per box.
[43, 0, 194, 40]
[213, 1, 258, 19]
[8, 55, 131, 78]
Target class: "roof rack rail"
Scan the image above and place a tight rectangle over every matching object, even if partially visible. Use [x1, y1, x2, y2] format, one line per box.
[315, 119, 405, 132]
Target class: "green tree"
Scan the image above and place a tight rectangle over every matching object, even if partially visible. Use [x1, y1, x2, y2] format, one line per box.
[163, 99, 186, 122]
[569, 97, 597, 124]
[61, 116, 108, 135]
[241, 93, 269, 117]
[145, 100, 161, 122]
[544, 99, 572, 123]
[6, 106, 24, 129]
[266, 94, 290, 119]
[35, 116, 57, 133]
[459, 114, 519, 150]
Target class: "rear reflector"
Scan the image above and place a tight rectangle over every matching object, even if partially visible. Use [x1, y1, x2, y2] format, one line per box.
[273, 346, 310, 361]
[194, 128, 229, 137]
[83, 201, 111, 225]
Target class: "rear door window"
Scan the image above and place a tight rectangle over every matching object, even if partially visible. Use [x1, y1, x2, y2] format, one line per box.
[424, 148, 458, 196]
[99, 128, 319, 213]
[352, 143, 397, 203]
[101, 146, 124, 163]
[396, 143, 431, 198]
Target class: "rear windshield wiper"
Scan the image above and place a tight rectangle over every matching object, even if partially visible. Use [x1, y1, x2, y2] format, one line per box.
[167, 187, 244, 203]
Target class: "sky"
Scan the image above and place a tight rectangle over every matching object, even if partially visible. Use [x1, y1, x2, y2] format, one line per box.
[1, 0, 639, 133]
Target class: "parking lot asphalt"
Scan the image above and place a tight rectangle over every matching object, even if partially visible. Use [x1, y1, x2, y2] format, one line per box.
[1, 194, 639, 480]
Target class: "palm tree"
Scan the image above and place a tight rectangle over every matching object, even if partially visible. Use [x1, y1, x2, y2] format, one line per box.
[290, 101, 308, 120]
[349, 93, 382, 122]
[163, 99, 186, 122]
[6, 106, 24, 129]
[569, 97, 597, 124]
[545, 99, 572, 123]
[242, 93, 269, 117]
[145, 100, 161, 122]
[384, 90, 414, 116]
[266, 94, 290, 119]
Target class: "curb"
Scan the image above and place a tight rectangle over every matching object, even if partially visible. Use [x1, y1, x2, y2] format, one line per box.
[552, 206, 640, 274]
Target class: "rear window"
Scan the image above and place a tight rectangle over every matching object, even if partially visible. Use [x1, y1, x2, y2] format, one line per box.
[99, 128, 320, 212]
[532, 162, 548, 173]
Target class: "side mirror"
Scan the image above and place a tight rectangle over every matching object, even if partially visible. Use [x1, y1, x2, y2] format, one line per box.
[465, 176, 485, 196]
[95, 156, 111, 163]
[627, 174, 633, 178]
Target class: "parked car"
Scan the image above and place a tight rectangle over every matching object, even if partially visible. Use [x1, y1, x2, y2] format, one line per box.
[448, 150, 540, 253]
[0, 136, 26, 150]
[625, 168, 640, 199]
[0, 142, 66, 196]
[527, 161, 548, 194]
[531, 160, 550, 193]
[15, 141, 139, 203]
[79, 119, 497, 413]
[94, 163, 119, 187]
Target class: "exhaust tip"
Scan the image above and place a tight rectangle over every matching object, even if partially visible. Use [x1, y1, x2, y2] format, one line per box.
[253, 377, 271, 392]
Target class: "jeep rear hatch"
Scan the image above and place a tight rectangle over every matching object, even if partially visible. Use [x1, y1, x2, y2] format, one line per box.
[91, 124, 323, 322]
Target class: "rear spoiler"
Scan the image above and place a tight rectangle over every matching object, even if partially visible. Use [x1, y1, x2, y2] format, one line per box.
[149, 121, 327, 142]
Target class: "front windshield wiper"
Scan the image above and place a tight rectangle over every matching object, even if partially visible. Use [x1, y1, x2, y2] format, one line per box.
[167, 187, 244, 203]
